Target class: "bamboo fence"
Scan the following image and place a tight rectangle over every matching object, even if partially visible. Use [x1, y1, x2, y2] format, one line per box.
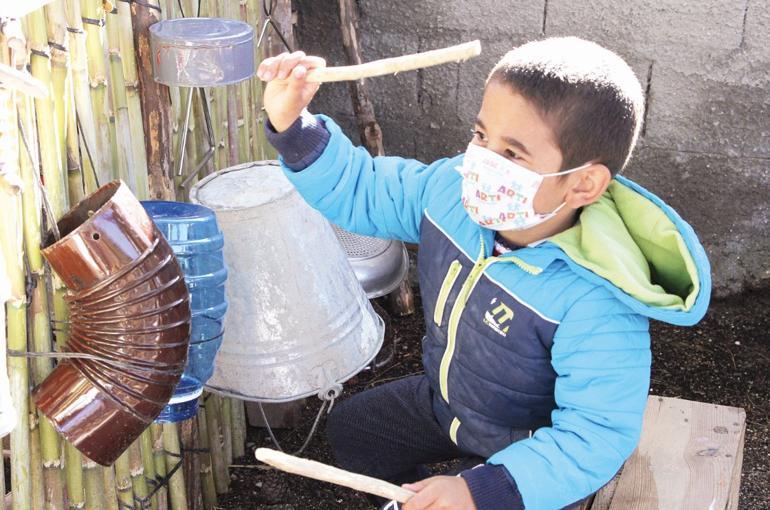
[0, 1, 278, 507]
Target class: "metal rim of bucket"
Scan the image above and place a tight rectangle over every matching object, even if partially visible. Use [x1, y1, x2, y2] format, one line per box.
[204, 311, 385, 403]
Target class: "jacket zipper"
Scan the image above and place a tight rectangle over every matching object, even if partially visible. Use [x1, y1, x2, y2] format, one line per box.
[433, 260, 463, 327]
[439, 238, 490, 403]
[438, 238, 543, 405]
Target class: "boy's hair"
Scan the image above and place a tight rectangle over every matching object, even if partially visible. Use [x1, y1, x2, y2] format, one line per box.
[488, 37, 644, 176]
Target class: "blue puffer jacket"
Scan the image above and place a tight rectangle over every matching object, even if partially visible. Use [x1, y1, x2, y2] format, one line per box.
[274, 114, 711, 509]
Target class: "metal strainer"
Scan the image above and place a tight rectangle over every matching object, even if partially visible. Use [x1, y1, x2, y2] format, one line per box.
[332, 226, 409, 299]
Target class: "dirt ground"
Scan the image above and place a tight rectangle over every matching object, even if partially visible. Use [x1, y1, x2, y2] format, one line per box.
[219, 285, 770, 509]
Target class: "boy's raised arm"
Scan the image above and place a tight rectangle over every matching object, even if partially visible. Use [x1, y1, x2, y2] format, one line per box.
[260, 51, 445, 243]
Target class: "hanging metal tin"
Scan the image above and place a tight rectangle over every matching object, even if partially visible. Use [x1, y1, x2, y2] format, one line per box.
[149, 17, 255, 87]
[33, 181, 191, 466]
[142, 201, 228, 423]
[190, 161, 384, 402]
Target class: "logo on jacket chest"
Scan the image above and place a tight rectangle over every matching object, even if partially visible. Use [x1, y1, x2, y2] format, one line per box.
[482, 298, 514, 337]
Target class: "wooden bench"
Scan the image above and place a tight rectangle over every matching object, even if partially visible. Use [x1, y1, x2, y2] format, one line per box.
[578, 396, 746, 510]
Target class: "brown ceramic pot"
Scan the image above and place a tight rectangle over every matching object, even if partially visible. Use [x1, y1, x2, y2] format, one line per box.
[32, 181, 191, 466]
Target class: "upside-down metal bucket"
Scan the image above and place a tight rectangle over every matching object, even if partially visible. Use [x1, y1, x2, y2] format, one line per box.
[149, 18, 255, 87]
[33, 181, 191, 466]
[190, 161, 384, 402]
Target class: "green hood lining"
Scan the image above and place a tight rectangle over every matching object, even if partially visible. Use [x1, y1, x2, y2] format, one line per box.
[550, 180, 700, 311]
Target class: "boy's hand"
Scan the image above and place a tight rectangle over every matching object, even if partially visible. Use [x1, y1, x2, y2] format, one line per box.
[402, 476, 477, 510]
[258, 51, 326, 132]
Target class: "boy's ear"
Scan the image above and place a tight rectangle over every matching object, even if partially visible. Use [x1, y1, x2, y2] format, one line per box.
[566, 164, 612, 208]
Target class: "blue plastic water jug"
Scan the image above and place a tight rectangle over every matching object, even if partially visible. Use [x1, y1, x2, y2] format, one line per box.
[142, 201, 228, 423]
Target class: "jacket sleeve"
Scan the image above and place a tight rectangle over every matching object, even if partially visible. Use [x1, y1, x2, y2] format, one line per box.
[487, 286, 652, 509]
[272, 113, 449, 244]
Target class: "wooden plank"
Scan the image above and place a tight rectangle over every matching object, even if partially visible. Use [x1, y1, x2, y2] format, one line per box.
[725, 421, 746, 510]
[607, 396, 745, 509]
[588, 471, 622, 510]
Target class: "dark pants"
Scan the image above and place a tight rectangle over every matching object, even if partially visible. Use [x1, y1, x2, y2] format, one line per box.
[326, 375, 473, 486]
[326, 375, 595, 510]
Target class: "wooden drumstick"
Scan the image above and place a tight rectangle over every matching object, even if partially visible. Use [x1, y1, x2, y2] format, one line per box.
[270, 40, 481, 84]
[255, 448, 416, 503]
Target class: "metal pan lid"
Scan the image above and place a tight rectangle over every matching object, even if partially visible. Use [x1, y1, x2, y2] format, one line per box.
[149, 18, 254, 48]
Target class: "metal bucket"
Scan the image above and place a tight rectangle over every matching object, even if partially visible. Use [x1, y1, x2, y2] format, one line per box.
[33, 181, 191, 466]
[149, 18, 255, 87]
[190, 161, 384, 402]
[331, 227, 409, 299]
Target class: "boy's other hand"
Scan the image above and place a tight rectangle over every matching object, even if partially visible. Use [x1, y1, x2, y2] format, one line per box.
[258, 51, 326, 132]
[402, 476, 477, 510]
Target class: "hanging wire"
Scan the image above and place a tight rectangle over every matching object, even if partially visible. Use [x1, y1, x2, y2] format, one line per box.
[257, 398, 330, 456]
[75, 112, 100, 190]
[256, 0, 293, 52]
[16, 111, 61, 240]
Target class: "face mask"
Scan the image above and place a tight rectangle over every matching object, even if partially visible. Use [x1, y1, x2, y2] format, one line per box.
[457, 143, 590, 231]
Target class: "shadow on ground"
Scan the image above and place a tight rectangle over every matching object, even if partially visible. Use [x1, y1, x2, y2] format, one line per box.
[218, 286, 770, 509]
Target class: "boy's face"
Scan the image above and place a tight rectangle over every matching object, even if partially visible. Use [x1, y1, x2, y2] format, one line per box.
[471, 80, 573, 216]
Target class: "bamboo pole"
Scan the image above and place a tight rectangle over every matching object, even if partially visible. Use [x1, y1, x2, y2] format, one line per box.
[220, 398, 233, 467]
[44, 0, 70, 173]
[245, 0, 261, 161]
[203, 395, 228, 494]
[179, 418, 202, 510]
[195, 407, 217, 510]
[80, 0, 115, 185]
[27, 7, 67, 217]
[80, 0, 117, 184]
[131, 0, 175, 200]
[230, 399, 246, 460]
[82, 457, 106, 510]
[114, 451, 134, 509]
[106, 7, 136, 188]
[236, 3, 251, 165]
[64, 0, 102, 192]
[0, 51, 32, 509]
[18, 92, 67, 510]
[115, 0, 149, 199]
[129, 441, 151, 510]
[162, 423, 188, 510]
[151, 424, 169, 510]
[139, 429, 159, 510]
[64, 91, 86, 202]
[49, 283, 87, 510]
[29, 407, 46, 510]
[101, 464, 120, 510]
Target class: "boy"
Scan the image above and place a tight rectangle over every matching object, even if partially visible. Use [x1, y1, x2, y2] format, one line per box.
[258, 37, 710, 509]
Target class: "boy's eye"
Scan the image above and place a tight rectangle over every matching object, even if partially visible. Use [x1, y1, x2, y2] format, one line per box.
[505, 148, 522, 160]
[471, 129, 487, 142]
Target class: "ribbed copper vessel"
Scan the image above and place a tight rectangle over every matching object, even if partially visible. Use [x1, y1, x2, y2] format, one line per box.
[32, 181, 191, 466]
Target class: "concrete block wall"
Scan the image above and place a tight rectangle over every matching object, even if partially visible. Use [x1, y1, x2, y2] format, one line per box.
[293, 0, 769, 297]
